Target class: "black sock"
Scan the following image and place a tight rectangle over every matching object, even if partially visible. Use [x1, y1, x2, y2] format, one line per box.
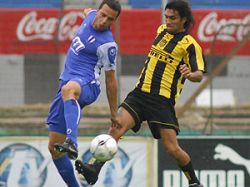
[88, 157, 105, 173]
[93, 160, 105, 173]
[180, 161, 200, 184]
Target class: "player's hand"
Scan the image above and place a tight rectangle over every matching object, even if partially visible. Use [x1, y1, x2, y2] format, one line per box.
[110, 115, 121, 129]
[110, 115, 118, 125]
[179, 64, 192, 79]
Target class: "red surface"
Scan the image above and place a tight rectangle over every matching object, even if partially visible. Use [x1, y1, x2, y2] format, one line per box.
[0, 8, 249, 55]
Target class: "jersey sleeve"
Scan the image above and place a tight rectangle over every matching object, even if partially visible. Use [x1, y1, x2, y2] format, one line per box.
[185, 38, 206, 72]
[96, 42, 118, 71]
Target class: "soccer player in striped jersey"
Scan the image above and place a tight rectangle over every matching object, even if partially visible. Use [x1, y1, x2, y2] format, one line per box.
[46, 0, 121, 186]
[76, 1, 204, 187]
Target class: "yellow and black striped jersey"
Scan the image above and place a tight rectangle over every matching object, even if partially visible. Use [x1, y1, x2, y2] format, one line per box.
[136, 24, 205, 104]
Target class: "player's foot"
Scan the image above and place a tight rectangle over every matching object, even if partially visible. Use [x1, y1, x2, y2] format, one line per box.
[189, 183, 204, 187]
[54, 138, 78, 160]
[75, 160, 98, 185]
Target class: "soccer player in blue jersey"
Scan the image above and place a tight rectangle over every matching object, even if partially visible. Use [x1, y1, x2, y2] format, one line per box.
[46, 0, 121, 186]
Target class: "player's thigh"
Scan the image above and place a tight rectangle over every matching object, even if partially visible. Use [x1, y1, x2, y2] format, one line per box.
[147, 97, 180, 139]
[109, 106, 135, 139]
[78, 83, 100, 107]
[118, 106, 136, 130]
[47, 88, 67, 135]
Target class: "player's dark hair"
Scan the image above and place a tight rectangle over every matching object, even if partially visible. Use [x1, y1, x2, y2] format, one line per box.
[165, 0, 194, 31]
[99, 0, 122, 17]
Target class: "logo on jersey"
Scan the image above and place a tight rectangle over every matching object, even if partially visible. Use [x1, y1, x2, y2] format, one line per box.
[159, 39, 168, 47]
[108, 47, 117, 65]
[67, 128, 72, 135]
[87, 35, 96, 44]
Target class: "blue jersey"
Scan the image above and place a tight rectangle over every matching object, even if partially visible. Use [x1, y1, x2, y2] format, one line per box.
[60, 10, 117, 85]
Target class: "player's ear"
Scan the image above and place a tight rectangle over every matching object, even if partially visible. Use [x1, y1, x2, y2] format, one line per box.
[181, 17, 187, 27]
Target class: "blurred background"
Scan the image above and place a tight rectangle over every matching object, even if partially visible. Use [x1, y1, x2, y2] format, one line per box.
[0, 0, 249, 187]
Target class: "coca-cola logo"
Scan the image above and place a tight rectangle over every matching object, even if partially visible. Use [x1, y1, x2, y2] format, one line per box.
[17, 11, 84, 42]
[198, 12, 250, 42]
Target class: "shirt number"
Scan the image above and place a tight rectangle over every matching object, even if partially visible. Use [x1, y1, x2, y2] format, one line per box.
[70, 36, 85, 54]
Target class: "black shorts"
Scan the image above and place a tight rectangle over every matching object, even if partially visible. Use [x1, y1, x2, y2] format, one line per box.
[120, 89, 180, 139]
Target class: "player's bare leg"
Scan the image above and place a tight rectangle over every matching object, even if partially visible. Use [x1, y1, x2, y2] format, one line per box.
[160, 128, 203, 187]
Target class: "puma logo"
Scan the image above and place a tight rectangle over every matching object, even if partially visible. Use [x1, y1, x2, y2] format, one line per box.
[214, 144, 250, 175]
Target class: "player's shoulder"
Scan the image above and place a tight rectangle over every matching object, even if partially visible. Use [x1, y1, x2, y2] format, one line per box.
[157, 24, 167, 34]
[97, 29, 116, 44]
[83, 8, 96, 18]
[99, 39, 117, 50]
[184, 34, 196, 42]
[182, 34, 201, 47]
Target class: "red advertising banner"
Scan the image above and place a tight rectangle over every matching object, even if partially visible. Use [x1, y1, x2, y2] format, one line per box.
[0, 8, 249, 55]
[0, 9, 83, 54]
[191, 10, 250, 56]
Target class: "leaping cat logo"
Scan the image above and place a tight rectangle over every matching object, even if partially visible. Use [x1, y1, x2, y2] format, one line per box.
[214, 144, 250, 175]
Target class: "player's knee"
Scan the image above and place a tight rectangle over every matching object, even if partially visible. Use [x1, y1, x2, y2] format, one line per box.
[164, 143, 181, 158]
[61, 85, 72, 97]
[61, 85, 79, 100]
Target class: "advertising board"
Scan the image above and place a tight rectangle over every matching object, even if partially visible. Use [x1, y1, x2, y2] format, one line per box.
[0, 137, 155, 187]
[158, 137, 250, 187]
[0, 9, 249, 56]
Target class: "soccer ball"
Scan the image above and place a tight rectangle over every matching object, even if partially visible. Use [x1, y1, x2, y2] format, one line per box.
[90, 134, 118, 162]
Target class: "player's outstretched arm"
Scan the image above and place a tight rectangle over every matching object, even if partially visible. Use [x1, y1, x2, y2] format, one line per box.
[105, 70, 118, 121]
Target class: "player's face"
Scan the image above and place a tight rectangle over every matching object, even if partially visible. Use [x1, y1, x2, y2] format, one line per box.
[93, 4, 119, 31]
[165, 9, 186, 34]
